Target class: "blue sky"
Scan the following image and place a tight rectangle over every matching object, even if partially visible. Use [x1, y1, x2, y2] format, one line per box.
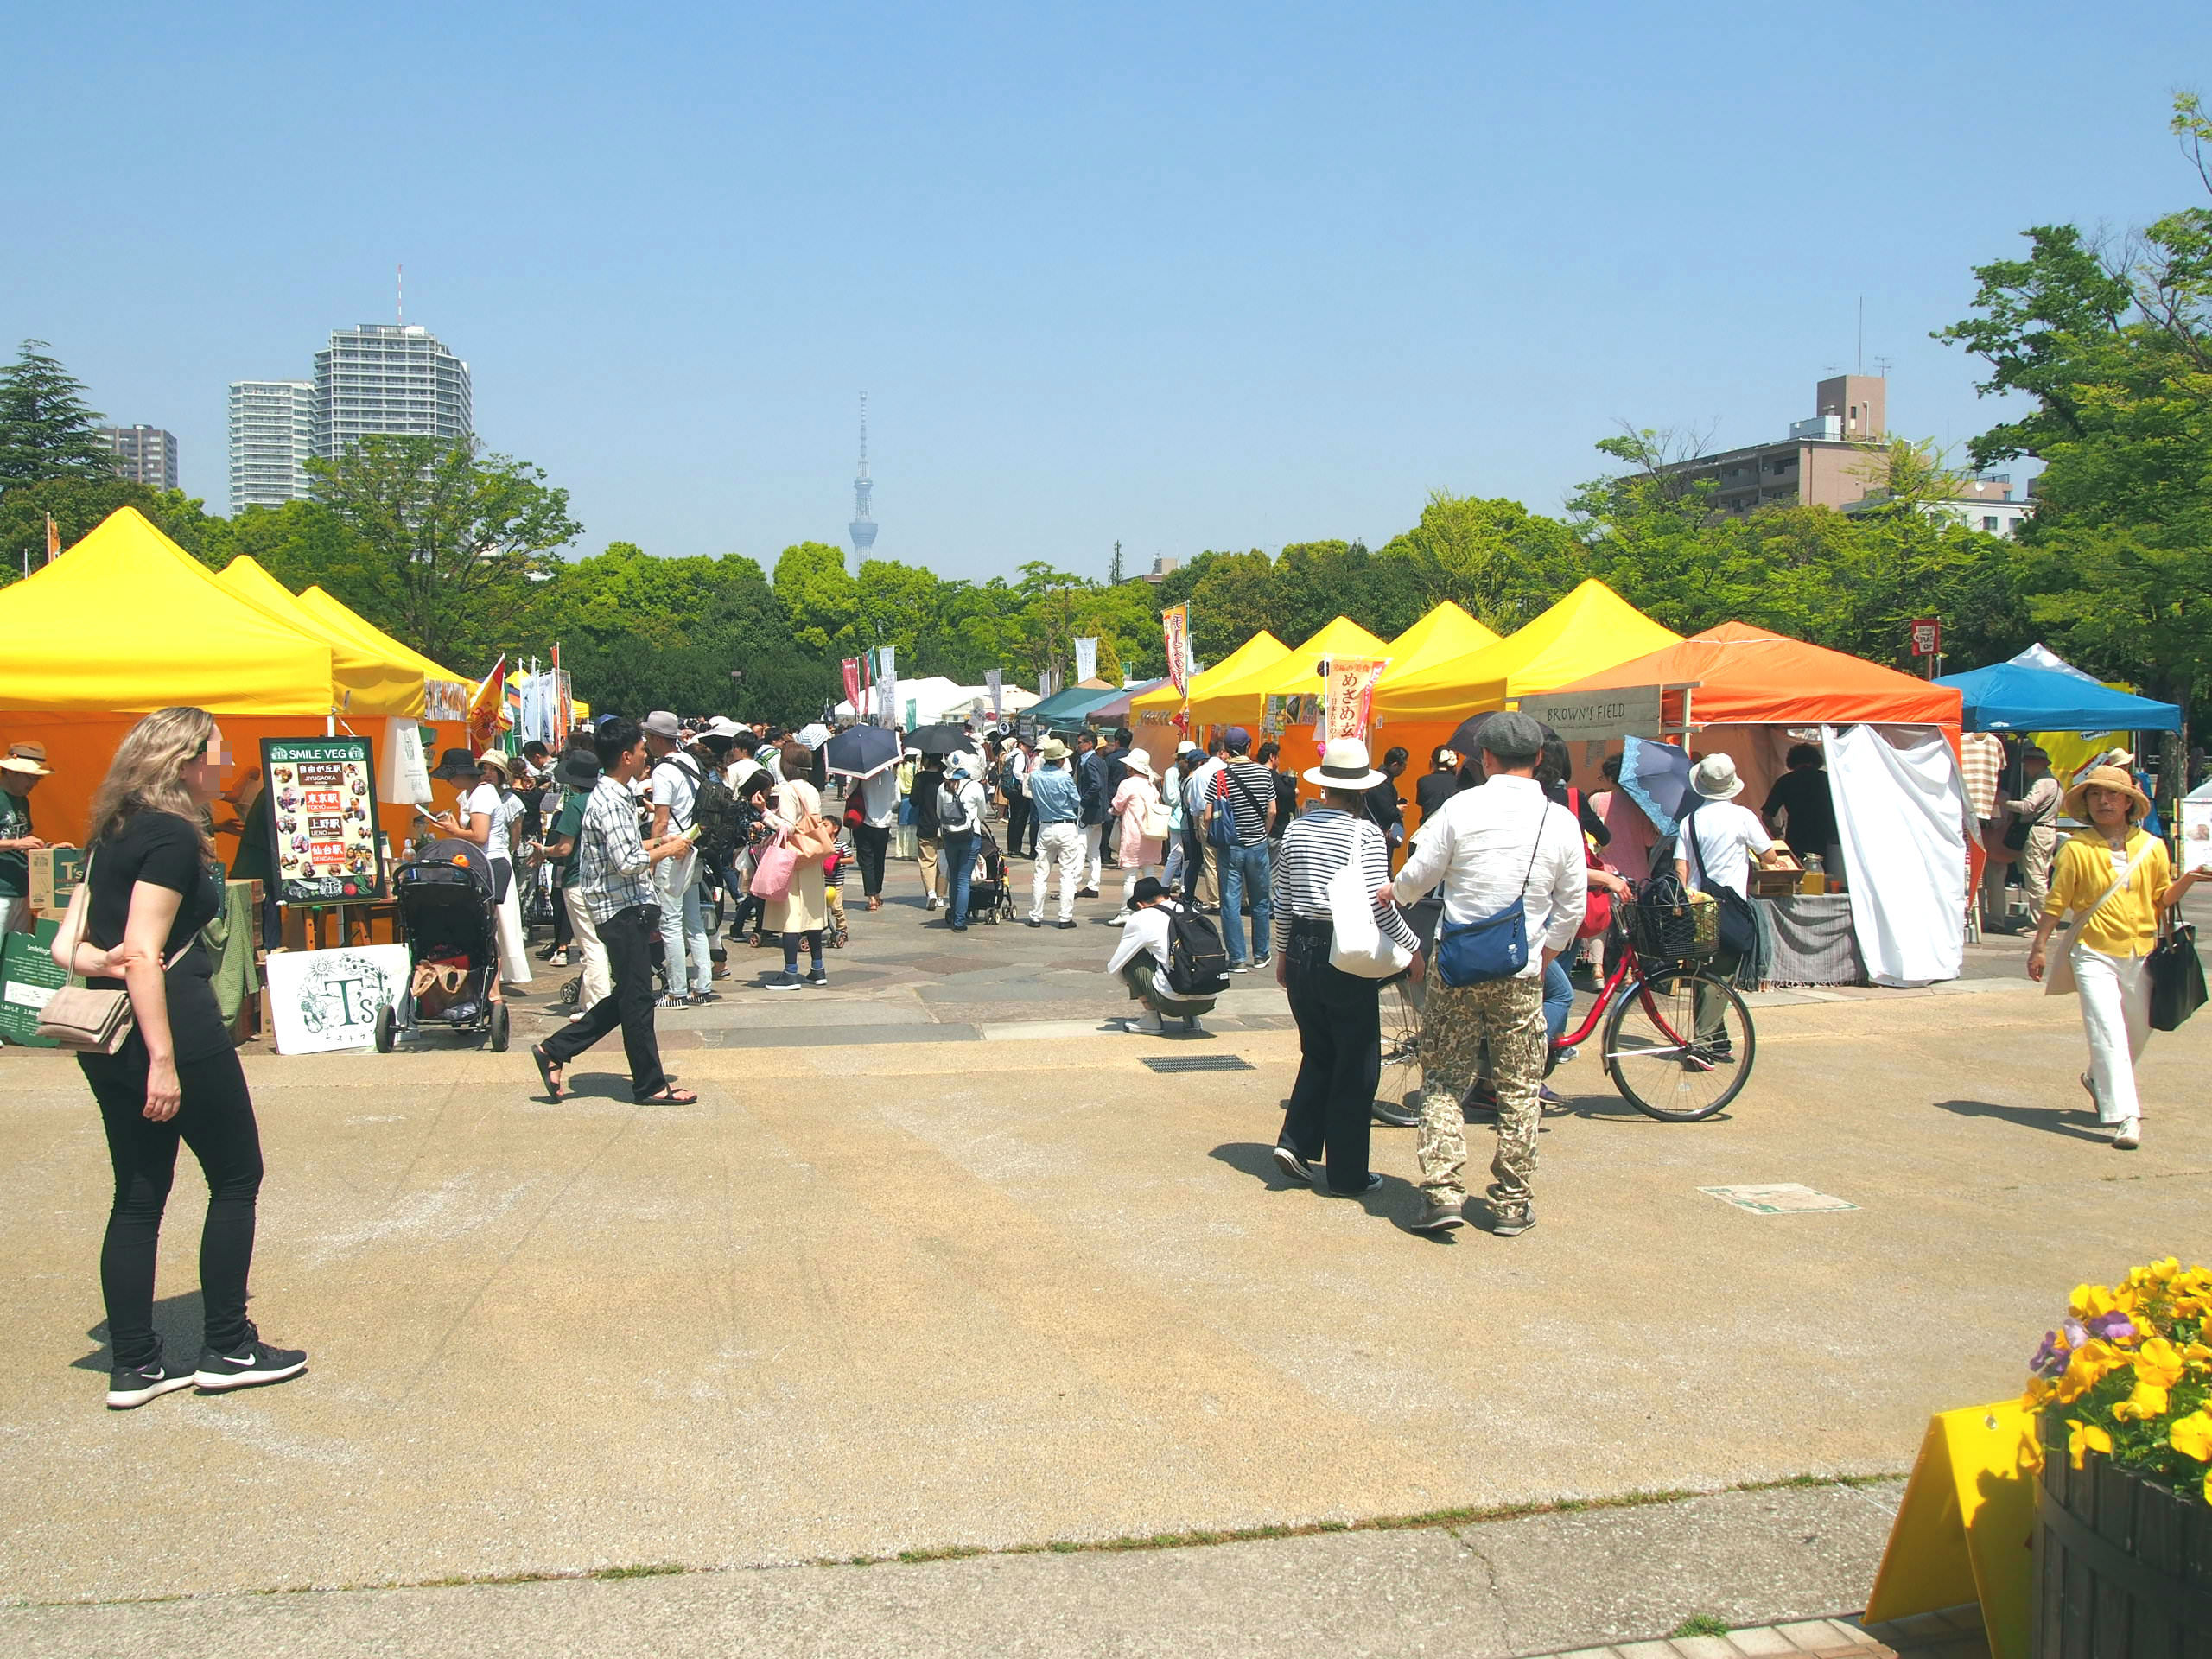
[5, 2, 2205, 582]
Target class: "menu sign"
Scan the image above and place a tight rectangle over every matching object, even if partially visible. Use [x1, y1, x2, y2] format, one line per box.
[260, 737, 385, 905]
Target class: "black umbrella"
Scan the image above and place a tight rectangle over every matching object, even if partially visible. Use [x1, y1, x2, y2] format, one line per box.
[1445, 712, 1500, 756]
[823, 724, 902, 780]
[906, 723, 980, 757]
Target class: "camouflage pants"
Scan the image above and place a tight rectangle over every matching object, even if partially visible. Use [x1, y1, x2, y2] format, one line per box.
[1415, 972, 1545, 1209]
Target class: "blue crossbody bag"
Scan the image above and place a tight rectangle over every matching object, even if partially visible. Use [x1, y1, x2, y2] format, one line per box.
[1434, 812, 1544, 988]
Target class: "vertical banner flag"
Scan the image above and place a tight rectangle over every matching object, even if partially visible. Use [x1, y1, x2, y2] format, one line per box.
[466, 657, 508, 757]
[1073, 637, 1098, 684]
[550, 644, 570, 748]
[986, 669, 1003, 723]
[45, 513, 60, 563]
[1321, 656, 1390, 744]
[842, 658, 863, 713]
[1162, 606, 1191, 696]
[877, 646, 898, 729]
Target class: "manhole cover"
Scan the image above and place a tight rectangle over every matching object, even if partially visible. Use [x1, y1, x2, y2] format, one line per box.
[1699, 1183, 1858, 1214]
[1140, 1055, 1255, 1074]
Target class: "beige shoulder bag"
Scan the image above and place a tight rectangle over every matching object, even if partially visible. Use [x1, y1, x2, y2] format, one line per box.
[2044, 849, 2133, 1000]
[35, 849, 194, 1053]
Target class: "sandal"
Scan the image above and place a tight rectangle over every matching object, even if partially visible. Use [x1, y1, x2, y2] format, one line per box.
[531, 1045, 566, 1102]
[638, 1085, 699, 1105]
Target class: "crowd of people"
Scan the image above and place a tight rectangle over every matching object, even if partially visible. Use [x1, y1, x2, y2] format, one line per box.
[19, 697, 2202, 1408]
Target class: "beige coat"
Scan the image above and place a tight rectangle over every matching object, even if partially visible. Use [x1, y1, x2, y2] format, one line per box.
[765, 779, 830, 934]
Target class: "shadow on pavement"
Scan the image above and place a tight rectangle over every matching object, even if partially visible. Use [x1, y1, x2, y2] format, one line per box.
[1930, 1097, 2107, 1141]
[76, 1292, 205, 1373]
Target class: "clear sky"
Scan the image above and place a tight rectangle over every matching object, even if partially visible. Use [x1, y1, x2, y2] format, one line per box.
[6, 2, 2205, 582]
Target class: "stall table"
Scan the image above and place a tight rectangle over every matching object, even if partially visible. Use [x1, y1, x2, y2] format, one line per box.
[1757, 892, 1864, 987]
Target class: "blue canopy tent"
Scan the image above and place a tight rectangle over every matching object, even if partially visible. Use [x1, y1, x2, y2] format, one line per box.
[1932, 662, 2180, 734]
[1024, 685, 1125, 729]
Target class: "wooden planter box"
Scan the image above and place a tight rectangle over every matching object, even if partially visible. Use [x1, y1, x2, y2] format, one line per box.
[2033, 1409, 2212, 1656]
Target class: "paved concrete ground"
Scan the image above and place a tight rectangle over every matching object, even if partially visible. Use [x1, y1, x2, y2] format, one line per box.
[2, 863, 2200, 1652]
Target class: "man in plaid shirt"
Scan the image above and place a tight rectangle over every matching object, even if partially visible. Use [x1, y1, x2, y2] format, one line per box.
[532, 717, 698, 1104]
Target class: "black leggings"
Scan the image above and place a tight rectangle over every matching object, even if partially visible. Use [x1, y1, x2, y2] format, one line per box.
[82, 1046, 264, 1368]
[851, 823, 890, 897]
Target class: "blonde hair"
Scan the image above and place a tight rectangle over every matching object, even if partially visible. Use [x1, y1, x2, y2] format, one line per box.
[89, 707, 219, 855]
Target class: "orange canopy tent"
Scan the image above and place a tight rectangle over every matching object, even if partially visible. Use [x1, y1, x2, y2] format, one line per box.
[1562, 621, 1963, 731]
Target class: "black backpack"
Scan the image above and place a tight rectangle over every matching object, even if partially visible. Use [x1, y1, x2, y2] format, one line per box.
[1165, 904, 1232, 997]
[671, 758, 744, 862]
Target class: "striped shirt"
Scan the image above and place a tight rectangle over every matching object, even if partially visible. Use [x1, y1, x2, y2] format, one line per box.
[573, 774, 658, 923]
[1269, 806, 1420, 958]
[1213, 758, 1274, 847]
[1959, 733, 2005, 821]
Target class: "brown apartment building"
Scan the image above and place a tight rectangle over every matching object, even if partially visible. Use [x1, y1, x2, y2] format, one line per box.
[1658, 374, 1891, 514]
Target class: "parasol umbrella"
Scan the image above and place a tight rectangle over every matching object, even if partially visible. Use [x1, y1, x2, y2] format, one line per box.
[823, 724, 902, 780]
[793, 722, 833, 749]
[1445, 712, 1500, 756]
[906, 723, 980, 757]
[1618, 734, 1690, 836]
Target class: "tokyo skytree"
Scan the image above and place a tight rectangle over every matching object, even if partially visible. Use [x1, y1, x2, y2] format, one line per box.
[849, 393, 877, 560]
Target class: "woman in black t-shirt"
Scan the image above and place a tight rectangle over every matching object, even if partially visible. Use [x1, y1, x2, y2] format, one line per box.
[59, 707, 307, 1409]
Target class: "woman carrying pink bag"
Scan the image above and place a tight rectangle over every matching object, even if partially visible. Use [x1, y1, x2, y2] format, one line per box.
[761, 742, 836, 990]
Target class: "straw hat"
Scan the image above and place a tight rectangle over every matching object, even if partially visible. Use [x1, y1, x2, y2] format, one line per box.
[1039, 737, 1071, 761]
[478, 750, 516, 780]
[1, 741, 52, 777]
[2062, 764, 2150, 823]
[1304, 736, 1387, 791]
[1689, 753, 1745, 801]
[1123, 750, 1158, 780]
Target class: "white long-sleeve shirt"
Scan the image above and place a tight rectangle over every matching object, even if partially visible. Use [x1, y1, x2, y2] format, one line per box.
[1390, 774, 1586, 976]
[1106, 903, 1174, 976]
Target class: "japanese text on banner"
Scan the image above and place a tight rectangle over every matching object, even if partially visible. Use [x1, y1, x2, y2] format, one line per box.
[1162, 606, 1191, 696]
[1073, 638, 1098, 683]
[1321, 656, 1389, 744]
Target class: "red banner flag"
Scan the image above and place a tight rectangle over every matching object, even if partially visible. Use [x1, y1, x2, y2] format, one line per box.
[842, 657, 864, 712]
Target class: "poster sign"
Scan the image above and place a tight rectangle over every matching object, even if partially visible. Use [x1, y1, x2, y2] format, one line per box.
[1910, 617, 1942, 658]
[2182, 794, 2212, 874]
[423, 678, 471, 722]
[264, 944, 410, 1054]
[381, 718, 432, 806]
[1262, 694, 1319, 738]
[1073, 637, 1098, 683]
[1321, 656, 1389, 743]
[0, 919, 64, 1047]
[260, 737, 386, 905]
[1162, 606, 1191, 696]
[1518, 685, 1669, 741]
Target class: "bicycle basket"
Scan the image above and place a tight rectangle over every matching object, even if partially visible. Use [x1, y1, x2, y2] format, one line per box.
[1625, 894, 1717, 961]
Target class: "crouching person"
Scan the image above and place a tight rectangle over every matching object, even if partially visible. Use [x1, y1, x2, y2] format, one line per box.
[1106, 875, 1221, 1034]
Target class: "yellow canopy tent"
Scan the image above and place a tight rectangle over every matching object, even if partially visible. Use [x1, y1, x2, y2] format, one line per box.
[1128, 630, 1292, 721]
[293, 587, 474, 722]
[1371, 579, 1681, 723]
[216, 555, 426, 718]
[1379, 601, 1500, 686]
[1190, 617, 1388, 728]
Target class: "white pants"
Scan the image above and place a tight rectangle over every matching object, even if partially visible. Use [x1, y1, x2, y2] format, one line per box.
[1120, 862, 1163, 911]
[1081, 823, 1103, 890]
[496, 879, 532, 987]
[2075, 944, 2151, 1125]
[0, 895, 27, 935]
[1030, 823, 1083, 922]
[564, 886, 611, 1014]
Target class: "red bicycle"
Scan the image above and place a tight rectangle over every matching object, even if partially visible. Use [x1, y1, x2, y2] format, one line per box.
[1376, 905, 1757, 1123]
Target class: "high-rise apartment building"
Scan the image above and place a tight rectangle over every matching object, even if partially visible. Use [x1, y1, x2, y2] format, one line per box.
[313, 324, 471, 458]
[94, 425, 180, 491]
[227, 381, 316, 512]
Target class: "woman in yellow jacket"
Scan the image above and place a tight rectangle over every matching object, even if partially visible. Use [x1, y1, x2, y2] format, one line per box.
[2026, 766, 2202, 1149]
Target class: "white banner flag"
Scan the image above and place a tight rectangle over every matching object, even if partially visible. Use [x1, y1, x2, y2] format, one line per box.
[1073, 637, 1098, 683]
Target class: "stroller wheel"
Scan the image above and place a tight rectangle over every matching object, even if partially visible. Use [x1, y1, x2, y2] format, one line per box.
[489, 1003, 512, 1052]
[374, 1003, 395, 1053]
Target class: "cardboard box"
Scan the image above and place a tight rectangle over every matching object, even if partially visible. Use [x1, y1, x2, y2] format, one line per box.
[27, 845, 84, 913]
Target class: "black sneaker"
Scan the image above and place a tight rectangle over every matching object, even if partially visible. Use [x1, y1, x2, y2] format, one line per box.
[194, 1330, 308, 1393]
[106, 1354, 194, 1410]
[1055, 919, 1077, 931]
[804, 969, 829, 987]
[1271, 1144, 1320, 1186]
[763, 972, 804, 991]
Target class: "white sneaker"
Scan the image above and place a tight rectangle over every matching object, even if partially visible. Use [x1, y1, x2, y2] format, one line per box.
[2112, 1119, 2141, 1150]
[1554, 1044, 1578, 1065]
[925, 894, 941, 910]
[1109, 910, 1131, 926]
[1125, 1010, 1166, 1034]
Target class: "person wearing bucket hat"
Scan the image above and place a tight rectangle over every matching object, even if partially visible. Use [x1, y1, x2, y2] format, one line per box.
[423, 749, 532, 989]
[1024, 738, 1084, 926]
[1390, 711, 1586, 1236]
[1266, 738, 1421, 1202]
[2027, 764, 2203, 1150]
[1108, 748, 1167, 920]
[2003, 747, 2063, 919]
[1, 741, 55, 935]
[536, 744, 612, 1010]
[1672, 750, 1783, 1046]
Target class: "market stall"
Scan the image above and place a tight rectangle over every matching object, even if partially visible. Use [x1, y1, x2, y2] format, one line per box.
[1554, 622, 1967, 987]
[1127, 631, 1291, 769]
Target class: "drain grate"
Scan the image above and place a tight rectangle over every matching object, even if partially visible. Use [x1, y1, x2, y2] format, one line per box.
[1140, 1054, 1255, 1074]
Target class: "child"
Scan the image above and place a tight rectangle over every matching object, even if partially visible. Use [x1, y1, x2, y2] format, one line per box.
[822, 824, 854, 948]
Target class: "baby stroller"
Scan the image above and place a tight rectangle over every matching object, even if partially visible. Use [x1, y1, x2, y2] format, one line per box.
[967, 829, 1017, 925]
[375, 838, 511, 1052]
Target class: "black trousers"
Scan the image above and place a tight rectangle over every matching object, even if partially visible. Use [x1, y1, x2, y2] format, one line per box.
[1005, 794, 1033, 857]
[541, 903, 668, 1099]
[82, 1045, 264, 1368]
[851, 822, 890, 897]
[1179, 825, 1209, 899]
[1279, 922, 1378, 1194]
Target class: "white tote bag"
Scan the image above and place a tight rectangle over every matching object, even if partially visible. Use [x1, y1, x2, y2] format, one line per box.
[1326, 858, 1411, 979]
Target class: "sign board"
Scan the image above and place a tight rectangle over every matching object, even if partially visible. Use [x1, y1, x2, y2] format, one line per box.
[1517, 684, 1669, 741]
[0, 919, 64, 1046]
[27, 844, 85, 912]
[1910, 617, 1942, 658]
[260, 737, 385, 906]
[263, 944, 410, 1054]
[2182, 794, 2212, 874]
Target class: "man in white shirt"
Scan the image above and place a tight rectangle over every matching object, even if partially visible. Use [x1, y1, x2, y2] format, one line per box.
[1675, 753, 1783, 1044]
[643, 710, 714, 1006]
[1390, 711, 1586, 1237]
[1105, 876, 1216, 1033]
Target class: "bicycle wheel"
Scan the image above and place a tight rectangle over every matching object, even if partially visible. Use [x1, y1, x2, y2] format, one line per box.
[1603, 967, 1755, 1122]
[1375, 976, 1423, 1119]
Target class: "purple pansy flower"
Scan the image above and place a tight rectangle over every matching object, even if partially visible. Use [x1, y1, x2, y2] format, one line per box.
[2083, 1311, 2137, 1343]
[2029, 1331, 2068, 1378]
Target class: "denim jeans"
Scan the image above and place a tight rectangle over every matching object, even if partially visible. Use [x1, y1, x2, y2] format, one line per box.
[655, 855, 711, 995]
[1219, 840, 1273, 966]
[943, 830, 978, 925]
[1543, 956, 1573, 1044]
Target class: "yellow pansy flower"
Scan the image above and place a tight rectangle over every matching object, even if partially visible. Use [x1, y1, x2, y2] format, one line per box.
[2113, 1381, 2169, 1421]
[2055, 1339, 2124, 1404]
[2134, 1338, 2186, 1389]
[2067, 1419, 2113, 1470]
[2169, 1410, 2212, 1463]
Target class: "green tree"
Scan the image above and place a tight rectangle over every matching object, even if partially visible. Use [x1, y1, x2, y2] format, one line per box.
[0, 340, 116, 490]
[0, 475, 217, 584]
[306, 435, 582, 669]
[772, 541, 858, 653]
[1372, 492, 1586, 633]
[199, 499, 383, 611]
